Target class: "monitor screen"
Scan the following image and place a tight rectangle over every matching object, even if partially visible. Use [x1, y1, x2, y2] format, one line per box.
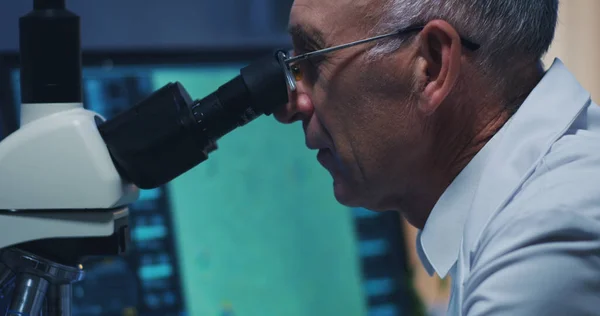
[5, 56, 416, 316]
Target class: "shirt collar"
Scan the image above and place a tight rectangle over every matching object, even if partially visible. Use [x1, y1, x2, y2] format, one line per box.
[416, 58, 592, 278]
[416, 133, 499, 277]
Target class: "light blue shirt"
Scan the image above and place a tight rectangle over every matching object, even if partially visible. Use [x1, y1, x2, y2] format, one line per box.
[416, 58, 600, 315]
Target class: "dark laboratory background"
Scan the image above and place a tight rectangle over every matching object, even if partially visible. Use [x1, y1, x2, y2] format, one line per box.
[0, 1, 428, 316]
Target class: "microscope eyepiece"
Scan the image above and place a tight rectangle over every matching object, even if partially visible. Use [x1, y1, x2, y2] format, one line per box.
[98, 50, 290, 189]
[190, 52, 288, 140]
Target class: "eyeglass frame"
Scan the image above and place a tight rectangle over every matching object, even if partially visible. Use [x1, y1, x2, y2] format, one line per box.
[279, 25, 480, 92]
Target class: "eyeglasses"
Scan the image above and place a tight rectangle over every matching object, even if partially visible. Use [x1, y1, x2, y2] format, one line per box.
[280, 25, 480, 92]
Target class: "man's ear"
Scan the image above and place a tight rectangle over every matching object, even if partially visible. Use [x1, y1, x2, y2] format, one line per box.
[417, 20, 463, 115]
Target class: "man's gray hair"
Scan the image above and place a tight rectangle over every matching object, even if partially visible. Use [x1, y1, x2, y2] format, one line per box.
[369, 0, 559, 81]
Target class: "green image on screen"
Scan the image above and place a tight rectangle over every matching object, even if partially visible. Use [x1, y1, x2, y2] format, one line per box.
[151, 67, 369, 316]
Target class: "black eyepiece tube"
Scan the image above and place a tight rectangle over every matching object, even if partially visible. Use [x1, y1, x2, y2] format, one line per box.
[98, 50, 290, 189]
[21, 0, 81, 104]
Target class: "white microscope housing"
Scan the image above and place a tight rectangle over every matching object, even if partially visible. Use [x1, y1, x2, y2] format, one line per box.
[0, 101, 136, 316]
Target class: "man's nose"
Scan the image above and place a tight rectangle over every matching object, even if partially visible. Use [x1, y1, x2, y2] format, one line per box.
[274, 88, 314, 124]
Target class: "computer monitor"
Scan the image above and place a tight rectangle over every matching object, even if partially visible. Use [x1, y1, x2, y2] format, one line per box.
[0, 50, 418, 316]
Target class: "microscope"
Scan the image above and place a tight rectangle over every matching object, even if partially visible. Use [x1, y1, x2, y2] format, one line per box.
[0, 0, 295, 315]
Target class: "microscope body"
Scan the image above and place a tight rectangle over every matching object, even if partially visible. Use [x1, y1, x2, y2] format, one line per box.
[0, 101, 134, 315]
[0, 0, 137, 313]
[0, 0, 290, 314]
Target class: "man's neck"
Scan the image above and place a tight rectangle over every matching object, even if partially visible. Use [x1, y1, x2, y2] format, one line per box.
[404, 62, 545, 229]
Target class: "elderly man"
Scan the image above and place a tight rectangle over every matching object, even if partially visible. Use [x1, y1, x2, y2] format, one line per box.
[275, 0, 600, 315]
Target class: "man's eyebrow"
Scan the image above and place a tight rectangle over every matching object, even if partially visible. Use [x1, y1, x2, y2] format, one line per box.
[287, 24, 327, 49]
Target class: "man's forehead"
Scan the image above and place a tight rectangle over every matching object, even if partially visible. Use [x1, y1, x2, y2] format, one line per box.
[288, 0, 381, 44]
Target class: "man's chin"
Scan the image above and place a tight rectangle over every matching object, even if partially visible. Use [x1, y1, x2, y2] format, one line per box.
[332, 180, 362, 207]
[331, 179, 391, 212]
